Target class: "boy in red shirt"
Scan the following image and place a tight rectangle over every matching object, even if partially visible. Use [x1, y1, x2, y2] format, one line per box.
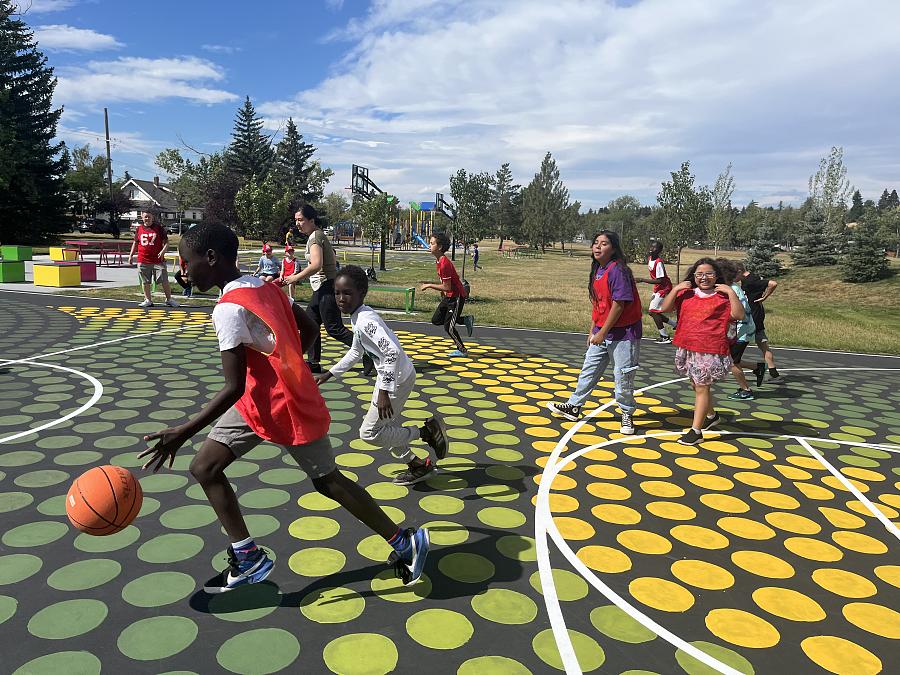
[637, 241, 676, 343]
[128, 210, 177, 308]
[139, 223, 430, 592]
[421, 232, 474, 357]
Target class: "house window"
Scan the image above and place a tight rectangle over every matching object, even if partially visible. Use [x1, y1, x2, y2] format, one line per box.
[130, 190, 136, 199]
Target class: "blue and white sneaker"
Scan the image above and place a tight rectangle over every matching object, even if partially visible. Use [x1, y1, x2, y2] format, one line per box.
[203, 545, 274, 594]
[447, 349, 468, 358]
[390, 527, 430, 586]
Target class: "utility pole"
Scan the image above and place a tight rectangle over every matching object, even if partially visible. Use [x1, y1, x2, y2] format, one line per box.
[103, 108, 113, 200]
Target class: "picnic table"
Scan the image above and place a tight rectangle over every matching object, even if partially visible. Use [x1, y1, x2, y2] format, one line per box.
[64, 239, 133, 267]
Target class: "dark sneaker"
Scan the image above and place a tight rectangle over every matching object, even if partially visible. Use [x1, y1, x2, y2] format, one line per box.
[679, 428, 703, 445]
[547, 401, 581, 422]
[620, 411, 635, 435]
[203, 546, 274, 594]
[306, 361, 323, 374]
[654, 335, 672, 344]
[462, 315, 475, 337]
[769, 374, 784, 384]
[362, 353, 375, 376]
[421, 417, 449, 459]
[392, 459, 437, 485]
[753, 362, 766, 387]
[703, 412, 721, 430]
[389, 527, 430, 586]
[728, 389, 754, 400]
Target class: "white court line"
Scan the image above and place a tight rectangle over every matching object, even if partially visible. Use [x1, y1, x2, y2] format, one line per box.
[0, 362, 103, 444]
[537, 366, 900, 674]
[795, 437, 900, 543]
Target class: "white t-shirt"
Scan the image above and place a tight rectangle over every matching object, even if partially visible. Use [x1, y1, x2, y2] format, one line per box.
[212, 275, 294, 353]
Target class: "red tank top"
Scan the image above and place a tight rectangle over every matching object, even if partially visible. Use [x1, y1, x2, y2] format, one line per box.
[591, 260, 643, 329]
[283, 258, 297, 276]
[218, 283, 330, 445]
[673, 290, 731, 355]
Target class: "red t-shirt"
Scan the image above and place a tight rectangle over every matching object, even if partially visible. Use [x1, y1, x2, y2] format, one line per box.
[134, 223, 167, 264]
[437, 255, 466, 298]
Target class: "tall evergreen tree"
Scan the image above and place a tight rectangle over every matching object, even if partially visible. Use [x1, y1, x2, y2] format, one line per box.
[521, 152, 569, 252]
[791, 210, 836, 266]
[491, 162, 518, 250]
[889, 189, 900, 210]
[0, 0, 68, 243]
[876, 189, 891, 211]
[848, 189, 864, 222]
[273, 117, 317, 202]
[227, 96, 274, 182]
[842, 217, 889, 282]
[745, 223, 783, 278]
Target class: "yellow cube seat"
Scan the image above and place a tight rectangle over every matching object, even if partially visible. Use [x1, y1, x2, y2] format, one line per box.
[49, 247, 77, 261]
[34, 263, 81, 287]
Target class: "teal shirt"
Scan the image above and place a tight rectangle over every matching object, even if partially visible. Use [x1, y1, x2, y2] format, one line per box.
[732, 283, 756, 342]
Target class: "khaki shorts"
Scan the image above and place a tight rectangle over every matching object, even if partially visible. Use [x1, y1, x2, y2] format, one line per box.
[138, 261, 167, 284]
[208, 406, 336, 479]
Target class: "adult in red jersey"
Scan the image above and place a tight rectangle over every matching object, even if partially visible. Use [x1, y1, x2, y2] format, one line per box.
[637, 240, 676, 343]
[659, 257, 744, 446]
[128, 209, 177, 308]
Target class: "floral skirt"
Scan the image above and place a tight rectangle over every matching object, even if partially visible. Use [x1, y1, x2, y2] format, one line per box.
[675, 348, 733, 386]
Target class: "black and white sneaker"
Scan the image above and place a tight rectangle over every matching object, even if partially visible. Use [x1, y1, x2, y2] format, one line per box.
[392, 459, 437, 485]
[679, 429, 703, 445]
[703, 412, 721, 430]
[203, 546, 274, 594]
[547, 402, 581, 421]
[654, 335, 672, 344]
[421, 417, 449, 459]
[388, 527, 430, 586]
[620, 411, 635, 435]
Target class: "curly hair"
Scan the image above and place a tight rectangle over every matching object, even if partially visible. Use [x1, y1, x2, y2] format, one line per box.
[431, 231, 451, 253]
[180, 223, 239, 261]
[335, 264, 369, 295]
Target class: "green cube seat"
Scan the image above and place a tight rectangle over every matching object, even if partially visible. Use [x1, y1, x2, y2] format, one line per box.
[0, 260, 26, 282]
[0, 245, 32, 262]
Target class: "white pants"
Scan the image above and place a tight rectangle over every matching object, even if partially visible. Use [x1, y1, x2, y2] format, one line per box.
[360, 373, 420, 461]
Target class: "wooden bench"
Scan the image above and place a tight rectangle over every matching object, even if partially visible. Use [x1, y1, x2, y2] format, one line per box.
[368, 285, 416, 313]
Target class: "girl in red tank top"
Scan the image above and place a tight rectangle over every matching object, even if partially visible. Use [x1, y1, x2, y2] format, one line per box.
[277, 246, 298, 298]
[658, 258, 744, 445]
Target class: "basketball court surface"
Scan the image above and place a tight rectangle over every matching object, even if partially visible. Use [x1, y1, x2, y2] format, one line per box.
[1, 290, 898, 674]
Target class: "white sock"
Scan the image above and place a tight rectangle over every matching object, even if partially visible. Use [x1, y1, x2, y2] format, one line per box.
[691, 427, 701, 433]
[231, 536, 253, 549]
[706, 412, 716, 419]
[659, 328, 668, 337]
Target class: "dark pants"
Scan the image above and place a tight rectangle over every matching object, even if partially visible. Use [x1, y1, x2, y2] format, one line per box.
[307, 278, 353, 364]
[432, 295, 466, 352]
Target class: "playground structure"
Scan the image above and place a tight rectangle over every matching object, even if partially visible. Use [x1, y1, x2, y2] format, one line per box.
[401, 201, 436, 250]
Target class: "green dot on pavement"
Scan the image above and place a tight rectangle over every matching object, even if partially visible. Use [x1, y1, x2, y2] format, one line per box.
[471, 588, 538, 624]
[457, 656, 532, 675]
[28, 599, 108, 639]
[674, 641, 755, 675]
[217, 628, 300, 674]
[300, 586, 365, 623]
[122, 572, 196, 607]
[532, 628, 605, 672]
[12, 651, 101, 675]
[47, 559, 121, 591]
[406, 608, 474, 649]
[117, 616, 198, 661]
[590, 605, 657, 644]
[323, 633, 398, 675]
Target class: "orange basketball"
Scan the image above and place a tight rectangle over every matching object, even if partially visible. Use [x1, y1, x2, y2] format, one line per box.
[66, 465, 143, 535]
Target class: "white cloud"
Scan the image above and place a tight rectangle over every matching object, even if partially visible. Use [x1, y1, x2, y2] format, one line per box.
[325, 0, 345, 10]
[261, 0, 900, 207]
[34, 24, 123, 51]
[201, 44, 242, 55]
[55, 56, 239, 105]
[13, 0, 76, 13]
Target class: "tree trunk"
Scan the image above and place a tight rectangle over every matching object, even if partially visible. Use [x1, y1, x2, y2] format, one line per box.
[713, 243, 719, 256]
[498, 236, 505, 251]
[676, 247, 683, 281]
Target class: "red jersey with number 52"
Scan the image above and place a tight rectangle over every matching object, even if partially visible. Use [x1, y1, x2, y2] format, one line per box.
[135, 223, 167, 264]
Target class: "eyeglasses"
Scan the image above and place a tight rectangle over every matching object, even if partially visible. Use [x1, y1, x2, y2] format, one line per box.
[694, 272, 715, 278]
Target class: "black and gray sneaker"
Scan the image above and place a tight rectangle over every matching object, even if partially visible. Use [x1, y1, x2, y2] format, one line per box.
[703, 412, 721, 430]
[203, 545, 274, 594]
[727, 389, 754, 400]
[547, 401, 581, 421]
[421, 417, 449, 459]
[679, 428, 703, 445]
[393, 458, 437, 485]
[768, 374, 784, 384]
[620, 411, 635, 435]
[654, 335, 672, 344]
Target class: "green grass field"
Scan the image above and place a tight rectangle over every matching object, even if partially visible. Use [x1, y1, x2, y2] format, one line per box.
[61, 241, 900, 355]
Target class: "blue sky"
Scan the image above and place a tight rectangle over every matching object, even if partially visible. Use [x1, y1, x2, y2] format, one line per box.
[19, 0, 900, 209]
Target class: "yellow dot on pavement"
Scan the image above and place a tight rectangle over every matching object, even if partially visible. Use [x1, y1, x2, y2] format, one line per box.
[629, 577, 694, 613]
[554, 517, 596, 541]
[587, 482, 632, 501]
[751, 491, 800, 510]
[534, 474, 577, 490]
[689, 474, 734, 491]
[842, 467, 886, 483]
[811, 568, 877, 598]
[586, 464, 627, 480]
[752, 587, 826, 622]
[583, 448, 616, 461]
[784, 537, 843, 562]
[631, 462, 672, 478]
[717, 517, 776, 540]
[842, 602, 900, 639]
[822, 475, 870, 493]
[640, 480, 685, 498]
[787, 456, 826, 470]
[718, 455, 761, 469]
[592, 504, 642, 525]
[773, 464, 813, 481]
[539, 493, 580, 513]
[646, 501, 696, 521]
[874, 564, 900, 589]
[623, 447, 662, 460]
[676, 457, 718, 472]
[847, 499, 898, 519]
[670, 525, 729, 550]
[794, 482, 836, 501]
[699, 493, 750, 513]
[705, 608, 780, 648]
[831, 531, 888, 554]
[617, 530, 672, 555]
[801, 636, 882, 675]
[765, 512, 821, 535]
[734, 472, 781, 489]
[731, 551, 795, 579]
[699, 440, 738, 454]
[576, 545, 632, 574]
[671, 560, 734, 590]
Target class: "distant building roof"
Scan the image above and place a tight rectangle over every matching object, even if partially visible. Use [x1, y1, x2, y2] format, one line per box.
[122, 177, 201, 211]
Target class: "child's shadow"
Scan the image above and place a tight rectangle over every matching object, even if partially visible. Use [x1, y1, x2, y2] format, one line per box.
[187, 524, 534, 615]
[413, 461, 540, 502]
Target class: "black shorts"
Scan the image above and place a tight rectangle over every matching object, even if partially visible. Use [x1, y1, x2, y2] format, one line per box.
[730, 341, 749, 363]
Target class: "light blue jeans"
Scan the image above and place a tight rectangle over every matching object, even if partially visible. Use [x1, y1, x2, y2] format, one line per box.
[567, 338, 640, 414]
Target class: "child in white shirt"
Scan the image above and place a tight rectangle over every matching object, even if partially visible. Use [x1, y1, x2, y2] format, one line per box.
[313, 265, 449, 485]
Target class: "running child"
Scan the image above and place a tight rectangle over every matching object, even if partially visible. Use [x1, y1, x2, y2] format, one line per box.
[659, 257, 744, 445]
[313, 265, 449, 485]
[253, 244, 280, 282]
[138, 223, 430, 592]
[174, 256, 193, 298]
[472, 242, 481, 271]
[421, 232, 475, 356]
[733, 261, 782, 386]
[547, 230, 641, 434]
[637, 241, 676, 343]
[716, 258, 757, 400]
[127, 210, 178, 308]
[276, 246, 298, 298]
